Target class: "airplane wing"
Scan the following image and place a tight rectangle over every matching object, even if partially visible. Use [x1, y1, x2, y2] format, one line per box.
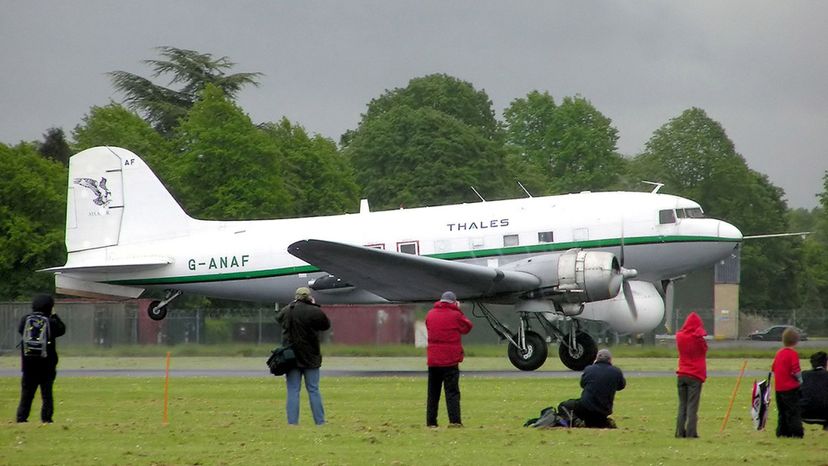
[288, 239, 540, 302]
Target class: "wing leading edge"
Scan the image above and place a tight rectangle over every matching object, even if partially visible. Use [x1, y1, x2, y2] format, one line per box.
[287, 239, 540, 302]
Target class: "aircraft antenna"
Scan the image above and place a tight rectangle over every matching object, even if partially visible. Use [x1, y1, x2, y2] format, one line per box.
[470, 186, 486, 202]
[517, 181, 533, 198]
[642, 181, 664, 194]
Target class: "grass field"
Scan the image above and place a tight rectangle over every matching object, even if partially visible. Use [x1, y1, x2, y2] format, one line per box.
[1, 356, 827, 465]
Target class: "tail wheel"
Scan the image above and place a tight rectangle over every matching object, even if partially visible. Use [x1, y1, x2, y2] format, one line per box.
[507, 330, 548, 371]
[147, 300, 167, 321]
[558, 332, 598, 371]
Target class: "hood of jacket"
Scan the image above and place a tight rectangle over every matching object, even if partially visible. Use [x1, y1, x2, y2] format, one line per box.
[678, 312, 706, 337]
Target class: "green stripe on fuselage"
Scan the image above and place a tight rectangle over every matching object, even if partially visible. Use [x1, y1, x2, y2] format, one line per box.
[106, 235, 736, 286]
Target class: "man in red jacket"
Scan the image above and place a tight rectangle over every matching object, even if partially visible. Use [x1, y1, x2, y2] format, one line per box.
[425, 291, 473, 427]
[675, 312, 708, 438]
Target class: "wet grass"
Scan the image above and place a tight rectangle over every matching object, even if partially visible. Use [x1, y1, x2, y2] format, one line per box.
[1, 371, 826, 465]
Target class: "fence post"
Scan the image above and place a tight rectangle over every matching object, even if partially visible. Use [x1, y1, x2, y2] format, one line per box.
[258, 309, 263, 344]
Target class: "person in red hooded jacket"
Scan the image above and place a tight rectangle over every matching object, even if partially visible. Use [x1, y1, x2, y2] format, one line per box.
[425, 291, 473, 427]
[675, 312, 708, 438]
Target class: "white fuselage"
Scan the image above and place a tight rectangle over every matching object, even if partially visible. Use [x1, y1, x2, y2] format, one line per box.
[61, 191, 741, 306]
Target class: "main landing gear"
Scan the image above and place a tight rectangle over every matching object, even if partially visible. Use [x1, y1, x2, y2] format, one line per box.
[474, 303, 598, 371]
[147, 289, 183, 321]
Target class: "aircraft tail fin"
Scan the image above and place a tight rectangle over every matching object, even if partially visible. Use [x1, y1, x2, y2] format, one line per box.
[65, 146, 193, 252]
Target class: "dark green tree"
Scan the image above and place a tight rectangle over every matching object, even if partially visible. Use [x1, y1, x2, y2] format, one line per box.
[343, 74, 500, 145]
[504, 92, 624, 194]
[37, 127, 71, 166]
[502, 91, 558, 196]
[261, 118, 359, 217]
[544, 96, 623, 193]
[110, 46, 262, 135]
[73, 103, 173, 174]
[630, 107, 800, 311]
[171, 84, 291, 220]
[345, 105, 510, 210]
[0, 143, 66, 299]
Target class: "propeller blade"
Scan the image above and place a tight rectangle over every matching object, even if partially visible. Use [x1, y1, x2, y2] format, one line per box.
[623, 280, 637, 319]
[620, 220, 625, 267]
[663, 279, 675, 333]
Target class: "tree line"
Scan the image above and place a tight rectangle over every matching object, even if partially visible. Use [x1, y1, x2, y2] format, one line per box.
[2, 47, 826, 326]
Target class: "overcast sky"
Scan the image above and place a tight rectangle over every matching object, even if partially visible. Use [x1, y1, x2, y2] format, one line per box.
[2, 1, 826, 208]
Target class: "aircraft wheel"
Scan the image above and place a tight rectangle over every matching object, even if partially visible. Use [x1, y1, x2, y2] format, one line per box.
[507, 331, 548, 371]
[558, 332, 598, 371]
[147, 300, 167, 321]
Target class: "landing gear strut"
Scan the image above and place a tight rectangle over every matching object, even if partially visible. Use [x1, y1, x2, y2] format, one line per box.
[474, 303, 598, 371]
[476, 304, 549, 371]
[147, 289, 183, 321]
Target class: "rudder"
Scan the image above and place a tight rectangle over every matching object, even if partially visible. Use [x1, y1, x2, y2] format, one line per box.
[66, 146, 192, 252]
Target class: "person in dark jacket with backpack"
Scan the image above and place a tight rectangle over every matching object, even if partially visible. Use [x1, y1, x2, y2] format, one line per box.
[559, 348, 626, 428]
[16, 294, 66, 423]
[275, 287, 331, 425]
[425, 291, 473, 427]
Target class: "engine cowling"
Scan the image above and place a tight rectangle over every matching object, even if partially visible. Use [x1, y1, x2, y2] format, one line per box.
[504, 248, 623, 304]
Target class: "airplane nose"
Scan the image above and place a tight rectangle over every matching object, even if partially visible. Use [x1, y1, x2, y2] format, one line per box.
[718, 221, 743, 241]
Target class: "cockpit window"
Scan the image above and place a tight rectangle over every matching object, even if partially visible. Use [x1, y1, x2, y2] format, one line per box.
[685, 207, 704, 218]
[676, 209, 687, 219]
[659, 209, 676, 224]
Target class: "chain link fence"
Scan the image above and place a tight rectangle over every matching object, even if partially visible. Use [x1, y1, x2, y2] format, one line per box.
[2, 300, 824, 353]
[0, 301, 283, 353]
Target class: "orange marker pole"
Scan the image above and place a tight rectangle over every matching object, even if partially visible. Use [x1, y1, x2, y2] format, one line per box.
[163, 351, 171, 425]
[720, 359, 748, 432]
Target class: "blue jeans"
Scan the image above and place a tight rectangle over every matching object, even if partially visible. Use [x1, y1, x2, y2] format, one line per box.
[285, 367, 325, 425]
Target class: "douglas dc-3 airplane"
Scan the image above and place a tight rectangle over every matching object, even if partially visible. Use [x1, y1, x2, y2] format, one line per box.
[47, 146, 743, 371]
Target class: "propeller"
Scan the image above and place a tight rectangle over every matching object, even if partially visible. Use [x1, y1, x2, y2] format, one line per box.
[620, 220, 638, 318]
[662, 279, 675, 334]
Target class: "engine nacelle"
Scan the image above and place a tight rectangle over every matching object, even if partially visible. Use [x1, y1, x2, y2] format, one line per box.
[504, 248, 623, 304]
[579, 280, 665, 333]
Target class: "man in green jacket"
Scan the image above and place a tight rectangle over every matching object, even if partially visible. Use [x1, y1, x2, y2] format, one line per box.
[276, 287, 331, 425]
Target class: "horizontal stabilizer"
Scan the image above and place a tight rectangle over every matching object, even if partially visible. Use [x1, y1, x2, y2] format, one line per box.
[55, 274, 144, 300]
[288, 239, 540, 302]
[42, 257, 171, 274]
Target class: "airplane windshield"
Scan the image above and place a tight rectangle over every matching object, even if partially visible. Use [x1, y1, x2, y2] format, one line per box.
[674, 207, 706, 219]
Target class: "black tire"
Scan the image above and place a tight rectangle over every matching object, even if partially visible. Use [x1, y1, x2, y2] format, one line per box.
[507, 331, 548, 371]
[147, 300, 167, 321]
[558, 332, 598, 371]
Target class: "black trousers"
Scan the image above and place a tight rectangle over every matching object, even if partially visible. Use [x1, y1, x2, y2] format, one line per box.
[16, 366, 57, 423]
[427, 365, 461, 426]
[776, 388, 804, 438]
[676, 376, 703, 438]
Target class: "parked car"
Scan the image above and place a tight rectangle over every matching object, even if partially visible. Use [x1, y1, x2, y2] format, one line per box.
[747, 325, 808, 341]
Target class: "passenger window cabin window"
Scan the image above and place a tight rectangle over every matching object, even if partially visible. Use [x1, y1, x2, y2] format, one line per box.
[503, 234, 519, 247]
[397, 241, 419, 255]
[538, 231, 554, 243]
[659, 209, 676, 224]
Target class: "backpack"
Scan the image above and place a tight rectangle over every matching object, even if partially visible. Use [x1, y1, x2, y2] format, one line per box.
[524, 406, 570, 428]
[22, 314, 50, 358]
